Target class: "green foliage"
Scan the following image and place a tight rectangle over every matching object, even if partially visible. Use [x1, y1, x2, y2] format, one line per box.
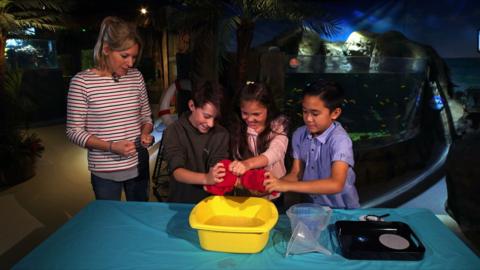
[0, 69, 44, 171]
[0, 131, 44, 164]
[81, 49, 93, 70]
[3, 69, 36, 127]
[349, 131, 389, 142]
[0, 0, 68, 34]
[0, 0, 70, 183]
[284, 87, 304, 132]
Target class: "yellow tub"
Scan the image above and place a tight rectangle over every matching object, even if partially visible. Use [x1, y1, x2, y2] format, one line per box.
[189, 195, 279, 253]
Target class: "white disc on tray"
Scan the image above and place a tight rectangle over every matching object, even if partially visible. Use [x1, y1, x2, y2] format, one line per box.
[378, 233, 410, 250]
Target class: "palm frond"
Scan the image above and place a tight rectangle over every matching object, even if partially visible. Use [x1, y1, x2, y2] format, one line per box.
[0, 0, 12, 9]
[0, 12, 16, 30]
[222, 0, 341, 37]
[11, 0, 67, 13]
[0, 0, 68, 33]
[271, 1, 342, 38]
[303, 14, 342, 38]
[4, 69, 23, 99]
[15, 20, 65, 31]
[10, 10, 53, 18]
[15, 12, 64, 23]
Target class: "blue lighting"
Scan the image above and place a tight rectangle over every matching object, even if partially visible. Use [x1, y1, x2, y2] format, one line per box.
[6, 39, 23, 47]
[352, 10, 365, 18]
[478, 29, 480, 52]
[430, 95, 444, 110]
[25, 27, 35, 35]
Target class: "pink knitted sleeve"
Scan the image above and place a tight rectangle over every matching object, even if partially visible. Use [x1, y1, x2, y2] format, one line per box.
[261, 120, 288, 166]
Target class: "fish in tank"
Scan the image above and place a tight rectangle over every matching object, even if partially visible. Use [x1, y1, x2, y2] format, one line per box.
[284, 55, 428, 150]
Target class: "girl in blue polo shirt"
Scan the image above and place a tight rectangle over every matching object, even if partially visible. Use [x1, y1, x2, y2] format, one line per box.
[264, 79, 360, 209]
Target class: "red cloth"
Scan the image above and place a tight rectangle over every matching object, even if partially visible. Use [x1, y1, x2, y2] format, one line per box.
[242, 169, 278, 197]
[204, 160, 236, 195]
[241, 169, 267, 193]
[204, 159, 277, 196]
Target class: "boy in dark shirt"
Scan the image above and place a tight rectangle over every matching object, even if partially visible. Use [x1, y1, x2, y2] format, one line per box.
[163, 81, 229, 203]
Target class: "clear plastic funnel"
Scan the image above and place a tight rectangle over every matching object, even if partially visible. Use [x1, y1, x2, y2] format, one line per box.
[285, 222, 332, 256]
[285, 203, 332, 256]
[286, 203, 332, 238]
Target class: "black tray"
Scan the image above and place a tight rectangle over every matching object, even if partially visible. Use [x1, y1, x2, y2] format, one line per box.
[335, 220, 425, 260]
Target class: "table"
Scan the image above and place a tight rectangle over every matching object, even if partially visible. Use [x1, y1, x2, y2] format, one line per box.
[13, 200, 480, 270]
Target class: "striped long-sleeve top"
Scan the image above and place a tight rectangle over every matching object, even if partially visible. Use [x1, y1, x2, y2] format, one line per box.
[66, 68, 153, 172]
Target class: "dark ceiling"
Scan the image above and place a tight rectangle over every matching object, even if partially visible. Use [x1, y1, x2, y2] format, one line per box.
[68, 0, 173, 31]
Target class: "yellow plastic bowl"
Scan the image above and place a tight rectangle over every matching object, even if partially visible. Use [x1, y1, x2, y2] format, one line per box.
[189, 195, 279, 253]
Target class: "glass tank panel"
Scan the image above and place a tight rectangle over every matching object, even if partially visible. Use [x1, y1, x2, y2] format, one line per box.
[5, 39, 58, 69]
[284, 56, 428, 149]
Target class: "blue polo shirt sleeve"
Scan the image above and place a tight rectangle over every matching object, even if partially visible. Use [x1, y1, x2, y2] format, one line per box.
[291, 127, 305, 160]
[330, 134, 354, 167]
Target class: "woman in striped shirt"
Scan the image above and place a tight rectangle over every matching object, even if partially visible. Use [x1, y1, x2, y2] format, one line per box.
[66, 16, 153, 201]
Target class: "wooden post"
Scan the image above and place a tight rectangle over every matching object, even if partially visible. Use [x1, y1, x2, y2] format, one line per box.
[162, 30, 169, 90]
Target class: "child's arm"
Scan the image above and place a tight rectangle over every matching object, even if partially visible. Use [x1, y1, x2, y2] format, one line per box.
[173, 163, 226, 185]
[282, 158, 303, 182]
[230, 119, 288, 176]
[265, 160, 348, 194]
[264, 159, 303, 191]
[230, 133, 288, 176]
[229, 155, 268, 175]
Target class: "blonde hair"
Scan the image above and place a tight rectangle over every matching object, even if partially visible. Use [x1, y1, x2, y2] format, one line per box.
[93, 16, 143, 71]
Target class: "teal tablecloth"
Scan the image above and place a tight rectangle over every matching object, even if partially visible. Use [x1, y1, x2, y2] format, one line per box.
[13, 200, 479, 270]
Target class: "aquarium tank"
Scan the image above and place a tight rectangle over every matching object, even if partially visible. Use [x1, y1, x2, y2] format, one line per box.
[5, 39, 58, 69]
[284, 55, 428, 150]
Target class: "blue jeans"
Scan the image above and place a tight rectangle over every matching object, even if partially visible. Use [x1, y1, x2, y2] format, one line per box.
[91, 173, 149, 201]
[91, 148, 150, 201]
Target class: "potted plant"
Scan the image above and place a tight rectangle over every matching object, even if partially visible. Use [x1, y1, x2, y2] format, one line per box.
[0, 0, 72, 186]
[0, 69, 45, 186]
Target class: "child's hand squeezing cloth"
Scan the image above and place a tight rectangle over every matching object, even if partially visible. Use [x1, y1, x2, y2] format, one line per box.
[204, 159, 277, 196]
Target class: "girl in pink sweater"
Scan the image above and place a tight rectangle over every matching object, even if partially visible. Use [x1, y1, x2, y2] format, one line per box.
[228, 82, 289, 200]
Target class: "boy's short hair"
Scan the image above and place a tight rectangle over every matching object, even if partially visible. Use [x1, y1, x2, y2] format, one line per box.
[192, 81, 224, 114]
[304, 79, 345, 111]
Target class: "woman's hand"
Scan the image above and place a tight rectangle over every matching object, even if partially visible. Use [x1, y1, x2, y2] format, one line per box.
[264, 172, 289, 193]
[206, 162, 226, 185]
[141, 133, 154, 148]
[229, 160, 248, 176]
[111, 140, 136, 157]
